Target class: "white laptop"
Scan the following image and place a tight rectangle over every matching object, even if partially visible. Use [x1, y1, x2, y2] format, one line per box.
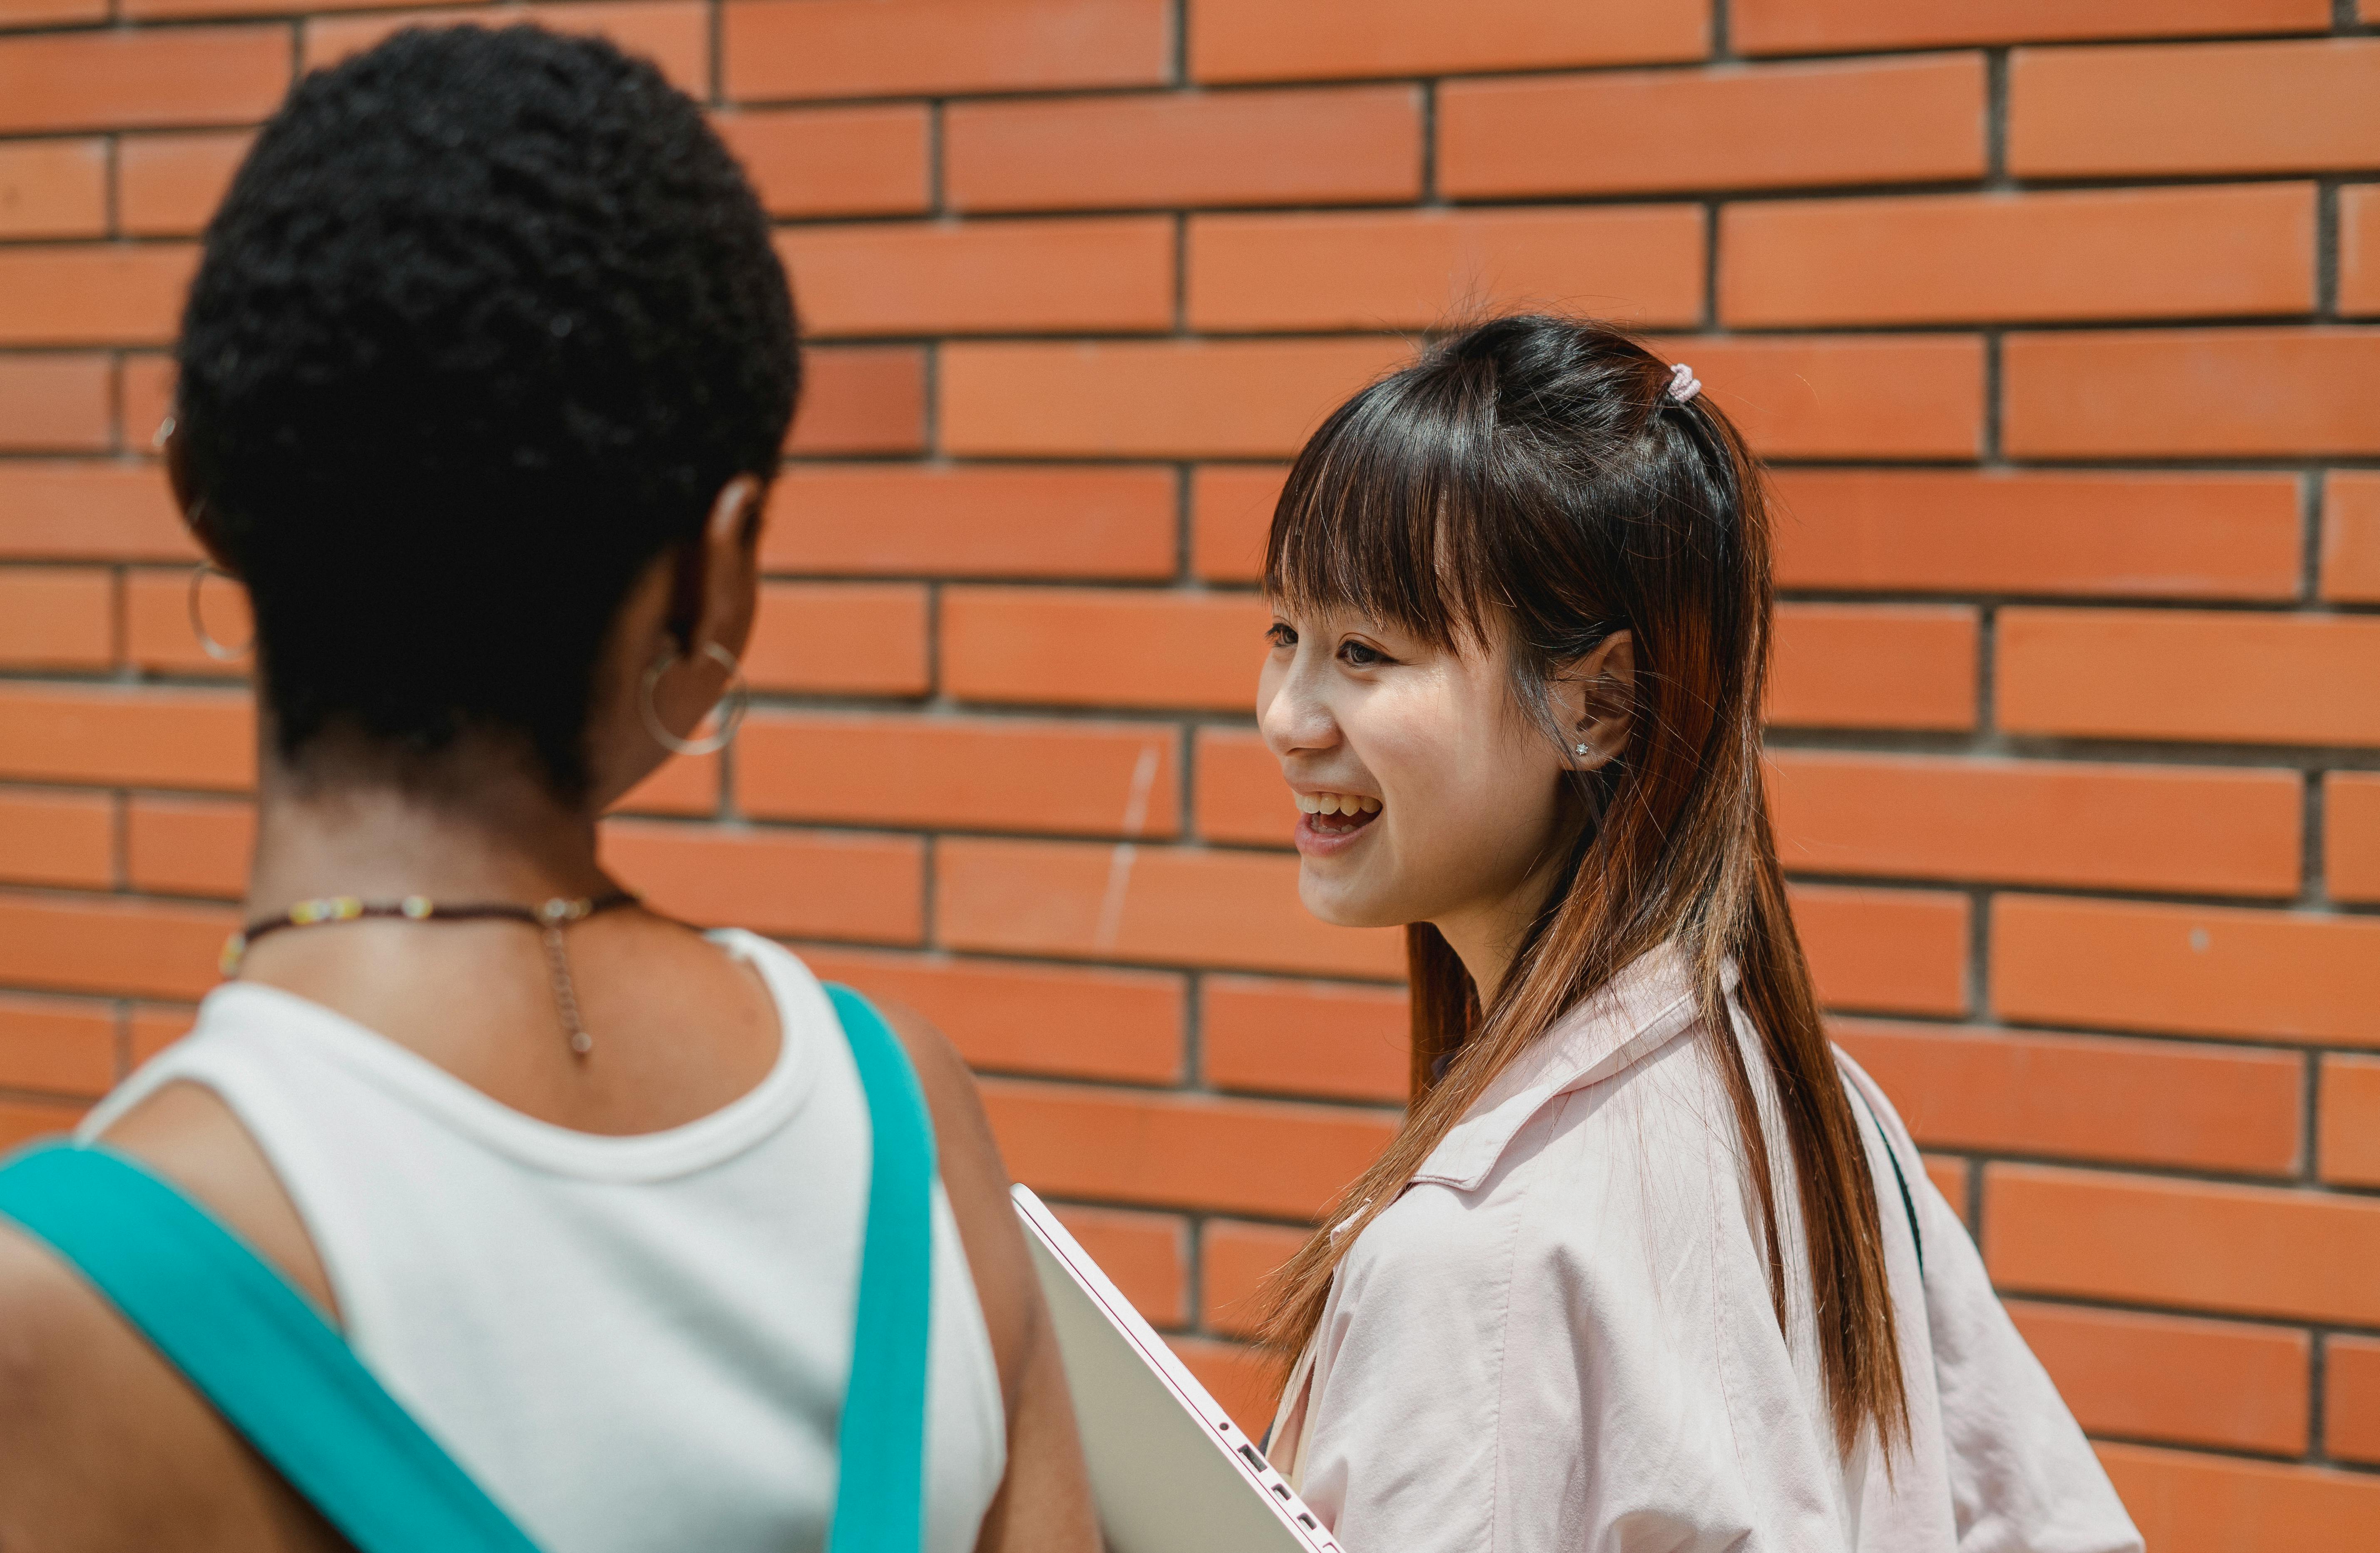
[1011, 1185, 1343, 1553]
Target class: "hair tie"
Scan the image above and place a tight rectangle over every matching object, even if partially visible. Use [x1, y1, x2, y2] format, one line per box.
[1665, 362, 1702, 405]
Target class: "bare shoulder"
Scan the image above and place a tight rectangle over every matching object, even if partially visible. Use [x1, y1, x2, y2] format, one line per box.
[869, 998, 1035, 1358]
[0, 1218, 340, 1550]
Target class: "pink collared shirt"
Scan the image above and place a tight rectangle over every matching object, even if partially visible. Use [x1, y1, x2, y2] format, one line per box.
[1268, 946, 2141, 1553]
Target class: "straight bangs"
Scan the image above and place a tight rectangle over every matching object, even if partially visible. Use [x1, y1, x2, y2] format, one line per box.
[1263, 369, 1509, 651]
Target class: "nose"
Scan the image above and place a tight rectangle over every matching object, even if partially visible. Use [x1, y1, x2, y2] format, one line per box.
[1258, 642, 1339, 761]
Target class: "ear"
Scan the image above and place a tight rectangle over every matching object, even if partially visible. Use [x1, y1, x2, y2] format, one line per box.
[666, 474, 767, 665]
[160, 418, 239, 576]
[1554, 630, 1634, 772]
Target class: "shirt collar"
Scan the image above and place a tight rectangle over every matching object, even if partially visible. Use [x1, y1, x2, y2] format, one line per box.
[1410, 941, 1732, 1193]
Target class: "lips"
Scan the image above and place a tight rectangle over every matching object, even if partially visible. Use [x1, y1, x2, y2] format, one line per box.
[1293, 789, 1382, 854]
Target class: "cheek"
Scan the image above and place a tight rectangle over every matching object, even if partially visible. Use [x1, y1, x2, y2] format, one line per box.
[1363, 698, 1567, 898]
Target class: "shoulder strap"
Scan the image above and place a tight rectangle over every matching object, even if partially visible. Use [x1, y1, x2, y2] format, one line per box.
[1846, 1082, 1924, 1277]
[0, 1141, 542, 1552]
[823, 983, 938, 1553]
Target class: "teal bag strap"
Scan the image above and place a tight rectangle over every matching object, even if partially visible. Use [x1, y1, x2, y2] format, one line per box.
[823, 983, 938, 1553]
[0, 1140, 542, 1553]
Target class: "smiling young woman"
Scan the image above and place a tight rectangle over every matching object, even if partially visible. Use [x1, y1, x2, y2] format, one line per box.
[1251, 316, 2139, 1553]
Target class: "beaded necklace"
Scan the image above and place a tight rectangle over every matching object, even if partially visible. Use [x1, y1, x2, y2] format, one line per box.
[219, 892, 639, 1057]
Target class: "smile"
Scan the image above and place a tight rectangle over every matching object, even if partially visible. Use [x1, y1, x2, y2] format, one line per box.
[1293, 791, 1382, 851]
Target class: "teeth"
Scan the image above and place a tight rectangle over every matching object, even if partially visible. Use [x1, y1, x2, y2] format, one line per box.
[1296, 793, 1321, 814]
[1295, 791, 1381, 817]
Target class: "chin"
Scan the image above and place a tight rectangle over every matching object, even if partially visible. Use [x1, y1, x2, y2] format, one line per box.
[1295, 868, 1407, 931]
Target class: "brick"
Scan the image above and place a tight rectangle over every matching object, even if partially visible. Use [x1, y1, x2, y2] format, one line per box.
[1788, 884, 1968, 1017]
[1987, 1163, 2380, 1326]
[2004, 328, 2380, 458]
[126, 794, 252, 900]
[1769, 604, 1977, 732]
[304, 3, 709, 97]
[0, 28, 287, 136]
[127, 0, 471, 15]
[946, 87, 1422, 213]
[1998, 608, 2380, 748]
[2328, 772, 2380, 904]
[2011, 37, 2380, 178]
[763, 464, 1176, 581]
[1440, 55, 1985, 199]
[937, 837, 1405, 979]
[739, 713, 1180, 837]
[0, 1097, 86, 1152]
[118, 130, 250, 237]
[0, 993, 117, 1099]
[1200, 1219, 1307, 1339]
[1191, 465, 1286, 584]
[1189, 204, 1704, 333]
[0, 569, 112, 669]
[745, 582, 929, 697]
[0, 356, 111, 453]
[1194, 727, 1290, 848]
[1202, 975, 1407, 1105]
[724, 0, 1166, 102]
[794, 947, 1183, 1085]
[941, 588, 1268, 713]
[1771, 469, 2303, 601]
[983, 1077, 1397, 1221]
[2330, 1334, 2380, 1464]
[1994, 894, 2380, 1047]
[0, 789, 113, 891]
[2343, 184, 2380, 316]
[2319, 1054, 2380, 1187]
[1168, 1336, 1276, 1436]
[1723, 184, 2315, 327]
[714, 105, 927, 220]
[2004, 1301, 2309, 1457]
[788, 346, 925, 456]
[0, 464, 190, 562]
[0, 0, 105, 25]
[0, 888, 231, 1002]
[0, 139, 105, 239]
[1835, 1020, 2300, 1175]
[600, 820, 922, 946]
[127, 1005, 194, 1067]
[0, 244, 200, 347]
[125, 565, 250, 676]
[2320, 471, 2380, 602]
[1191, 0, 1708, 83]
[1769, 752, 2302, 896]
[1925, 1155, 1970, 1224]
[942, 338, 1410, 460]
[781, 217, 1174, 338]
[1646, 334, 1985, 460]
[1736, 0, 2328, 55]
[608, 751, 720, 819]
[0, 684, 252, 791]
[1049, 1204, 1186, 1327]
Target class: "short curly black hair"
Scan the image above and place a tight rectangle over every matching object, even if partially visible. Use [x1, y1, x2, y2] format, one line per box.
[176, 24, 799, 798]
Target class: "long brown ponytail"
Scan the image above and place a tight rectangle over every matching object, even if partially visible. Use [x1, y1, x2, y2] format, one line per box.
[1255, 315, 1909, 1460]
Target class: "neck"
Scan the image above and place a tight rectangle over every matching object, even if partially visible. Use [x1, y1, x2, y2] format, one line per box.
[244, 754, 615, 923]
[1431, 834, 1582, 1005]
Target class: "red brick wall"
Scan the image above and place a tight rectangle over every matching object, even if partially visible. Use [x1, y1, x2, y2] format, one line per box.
[3, 1, 2378, 1539]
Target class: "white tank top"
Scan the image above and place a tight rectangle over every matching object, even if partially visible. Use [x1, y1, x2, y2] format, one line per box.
[80, 930, 1007, 1553]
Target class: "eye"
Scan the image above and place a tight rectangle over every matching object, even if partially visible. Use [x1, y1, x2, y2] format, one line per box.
[1266, 621, 1298, 649]
[1338, 638, 1393, 669]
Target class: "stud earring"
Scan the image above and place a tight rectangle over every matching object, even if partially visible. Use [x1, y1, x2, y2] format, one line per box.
[1574, 742, 1589, 757]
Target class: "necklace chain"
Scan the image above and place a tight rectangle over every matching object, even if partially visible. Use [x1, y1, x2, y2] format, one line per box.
[220, 892, 638, 1058]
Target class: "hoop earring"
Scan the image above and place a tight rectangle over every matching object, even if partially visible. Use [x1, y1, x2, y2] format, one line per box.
[186, 562, 252, 662]
[639, 641, 748, 757]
